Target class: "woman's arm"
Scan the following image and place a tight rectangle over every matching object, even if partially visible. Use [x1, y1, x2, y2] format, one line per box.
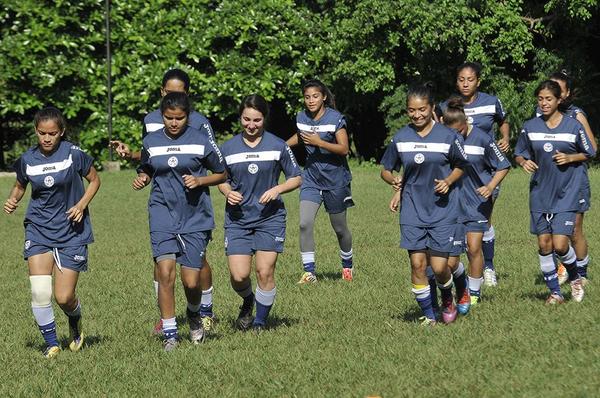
[552, 151, 589, 165]
[576, 113, 597, 152]
[476, 168, 509, 199]
[218, 182, 243, 206]
[3, 180, 27, 214]
[183, 171, 227, 189]
[259, 175, 302, 204]
[515, 155, 538, 174]
[434, 168, 464, 194]
[299, 128, 349, 156]
[286, 133, 299, 148]
[66, 166, 101, 223]
[497, 121, 510, 153]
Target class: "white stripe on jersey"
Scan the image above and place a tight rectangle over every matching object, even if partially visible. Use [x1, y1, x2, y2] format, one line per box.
[395, 142, 450, 153]
[145, 123, 164, 132]
[225, 151, 281, 165]
[527, 133, 577, 143]
[297, 123, 337, 133]
[464, 145, 485, 155]
[148, 145, 205, 157]
[465, 105, 496, 116]
[26, 154, 73, 176]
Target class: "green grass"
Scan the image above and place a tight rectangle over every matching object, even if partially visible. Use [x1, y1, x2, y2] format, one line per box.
[1, 166, 600, 397]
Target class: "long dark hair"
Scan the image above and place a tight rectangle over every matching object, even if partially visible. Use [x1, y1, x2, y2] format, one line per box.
[34, 107, 67, 141]
[302, 79, 336, 109]
[549, 69, 574, 104]
[238, 94, 270, 121]
[406, 81, 435, 106]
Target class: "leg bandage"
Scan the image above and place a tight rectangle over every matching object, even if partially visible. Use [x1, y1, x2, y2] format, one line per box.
[30, 275, 52, 307]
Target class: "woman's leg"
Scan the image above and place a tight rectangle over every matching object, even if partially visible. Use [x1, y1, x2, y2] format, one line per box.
[228, 254, 254, 330]
[430, 254, 457, 323]
[299, 200, 320, 279]
[29, 252, 59, 356]
[156, 256, 178, 344]
[409, 251, 436, 323]
[54, 266, 83, 351]
[254, 251, 278, 328]
[466, 231, 484, 301]
[328, 210, 354, 280]
[571, 213, 589, 279]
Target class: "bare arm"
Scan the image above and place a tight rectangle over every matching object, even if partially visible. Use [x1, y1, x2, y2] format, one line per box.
[497, 121, 510, 153]
[380, 169, 403, 191]
[300, 128, 349, 156]
[515, 155, 538, 174]
[66, 166, 101, 223]
[476, 168, 509, 199]
[286, 133, 299, 148]
[434, 167, 464, 194]
[182, 171, 227, 189]
[3, 180, 26, 214]
[259, 175, 302, 204]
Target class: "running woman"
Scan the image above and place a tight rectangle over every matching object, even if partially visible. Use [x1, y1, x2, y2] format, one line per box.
[515, 80, 595, 304]
[286, 79, 354, 283]
[437, 62, 509, 287]
[4, 107, 101, 357]
[382, 83, 468, 325]
[111, 69, 218, 334]
[442, 96, 510, 310]
[219, 94, 301, 332]
[133, 92, 226, 350]
[535, 71, 597, 285]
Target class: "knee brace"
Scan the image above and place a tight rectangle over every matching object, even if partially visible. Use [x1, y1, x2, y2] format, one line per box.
[30, 275, 52, 307]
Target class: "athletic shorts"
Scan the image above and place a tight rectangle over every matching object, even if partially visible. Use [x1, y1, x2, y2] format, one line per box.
[24, 241, 88, 272]
[225, 224, 286, 255]
[300, 184, 354, 214]
[578, 178, 590, 213]
[400, 224, 455, 253]
[450, 223, 466, 257]
[530, 212, 576, 236]
[464, 219, 490, 233]
[150, 231, 211, 269]
[492, 184, 501, 200]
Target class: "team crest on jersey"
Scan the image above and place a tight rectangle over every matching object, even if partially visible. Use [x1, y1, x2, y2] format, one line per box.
[414, 153, 425, 164]
[467, 116, 474, 124]
[24, 240, 31, 250]
[248, 163, 259, 174]
[543, 143, 553, 152]
[168, 156, 178, 167]
[44, 175, 55, 187]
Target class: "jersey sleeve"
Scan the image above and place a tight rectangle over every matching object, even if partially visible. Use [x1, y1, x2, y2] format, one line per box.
[380, 139, 401, 172]
[575, 123, 596, 159]
[514, 127, 532, 159]
[494, 98, 507, 123]
[71, 146, 94, 177]
[280, 144, 301, 179]
[202, 140, 225, 174]
[13, 157, 29, 186]
[485, 139, 511, 171]
[449, 135, 468, 169]
[137, 140, 154, 176]
[336, 114, 347, 131]
[434, 102, 444, 120]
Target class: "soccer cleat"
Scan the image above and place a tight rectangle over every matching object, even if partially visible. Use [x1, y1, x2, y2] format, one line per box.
[441, 295, 457, 324]
[68, 317, 83, 352]
[418, 316, 437, 326]
[570, 278, 585, 302]
[235, 298, 254, 332]
[545, 293, 565, 305]
[152, 319, 163, 336]
[483, 269, 497, 287]
[201, 316, 214, 334]
[252, 324, 265, 334]
[297, 271, 317, 284]
[557, 263, 568, 285]
[342, 268, 353, 281]
[580, 276, 589, 287]
[163, 337, 178, 352]
[188, 310, 205, 344]
[69, 334, 84, 352]
[43, 345, 61, 358]
[457, 289, 471, 315]
[470, 294, 481, 306]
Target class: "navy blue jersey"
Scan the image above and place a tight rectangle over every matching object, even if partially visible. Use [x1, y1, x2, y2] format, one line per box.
[141, 127, 225, 233]
[460, 126, 511, 222]
[439, 92, 506, 136]
[535, 104, 588, 119]
[14, 141, 94, 246]
[515, 115, 595, 213]
[221, 132, 301, 228]
[381, 122, 468, 226]
[142, 109, 215, 141]
[296, 108, 351, 189]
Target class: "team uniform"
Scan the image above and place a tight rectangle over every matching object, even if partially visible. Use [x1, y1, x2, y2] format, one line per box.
[220, 132, 301, 327]
[381, 122, 467, 322]
[515, 115, 595, 299]
[13, 141, 94, 355]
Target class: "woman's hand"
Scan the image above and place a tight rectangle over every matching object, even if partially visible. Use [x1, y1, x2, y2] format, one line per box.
[66, 205, 85, 223]
[182, 175, 203, 189]
[132, 173, 151, 190]
[3, 197, 19, 214]
[476, 185, 493, 199]
[389, 191, 401, 213]
[109, 140, 131, 159]
[226, 191, 244, 205]
[434, 178, 450, 194]
[520, 159, 538, 174]
[259, 187, 280, 204]
[300, 131, 323, 147]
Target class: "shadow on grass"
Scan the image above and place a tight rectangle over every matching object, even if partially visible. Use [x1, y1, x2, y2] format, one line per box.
[316, 271, 343, 281]
[26, 334, 107, 351]
[393, 307, 424, 323]
[519, 290, 551, 301]
[533, 273, 546, 285]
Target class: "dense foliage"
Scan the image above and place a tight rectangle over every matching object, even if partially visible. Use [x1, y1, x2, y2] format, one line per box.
[1, 0, 598, 167]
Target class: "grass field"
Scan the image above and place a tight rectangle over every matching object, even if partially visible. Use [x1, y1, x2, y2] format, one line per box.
[1, 165, 600, 397]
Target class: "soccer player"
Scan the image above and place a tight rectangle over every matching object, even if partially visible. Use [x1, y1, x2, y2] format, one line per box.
[110, 69, 217, 334]
[4, 107, 101, 357]
[218, 94, 301, 332]
[514, 80, 595, 304]
[382, 83, 467, 325]
[442, 96, 510, 310]
[286, 79, 354, 283]
[535, 71, 597, 285]
[437, 62, 509, 287]
[133, 92, 226, 350]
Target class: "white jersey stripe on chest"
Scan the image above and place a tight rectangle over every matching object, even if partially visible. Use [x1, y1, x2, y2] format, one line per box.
[148, 145, 205, 157]
[395, 142, 450, 153]
[297, 123, 337, 133]
[465, 105, 496, 116]
[527, 133, 576, 143]
[225, 151, 281, 165]
[26, 154, 73, 176]
[464, 145, 485, 155]
[145, 123, 164, 132]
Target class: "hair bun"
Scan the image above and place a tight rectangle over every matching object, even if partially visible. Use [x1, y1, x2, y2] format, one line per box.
[446, 95, 464, 111]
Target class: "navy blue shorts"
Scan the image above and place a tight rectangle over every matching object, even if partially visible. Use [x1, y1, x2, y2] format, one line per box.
[400, 224, 455, 253]
[225, 224, 286, 255]
[530, 212, 576, 236]
[578, 179, 590, 213]
[450, 223, 466, 257]
[464, 219, 489, 233]
[151, 231, 211, 269]
[300, 184, 354, 214]
[24, 241, 89, 272]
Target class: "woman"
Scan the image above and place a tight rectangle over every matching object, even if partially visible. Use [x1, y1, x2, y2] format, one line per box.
[382, 83, 467, 325]
[515, 80, 595, 304]
[111, 69, 218, 335]
[133, 92, 226, 350]
[536, 71, 597, 285]
[286, 79, 354, 283]
[4, 107, 101, 357]
[442, 96, 510, 311]
[438, 62, 510, 287]
[219, 94, 301, 332]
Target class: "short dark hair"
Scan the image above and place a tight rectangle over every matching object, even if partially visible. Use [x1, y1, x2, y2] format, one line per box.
[457, 62, 482, 79]
[160, 92, 192, 116]
[238, 94, 270, 120]
[34, 106, 66, 132]
[162, 68, 191, 92]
